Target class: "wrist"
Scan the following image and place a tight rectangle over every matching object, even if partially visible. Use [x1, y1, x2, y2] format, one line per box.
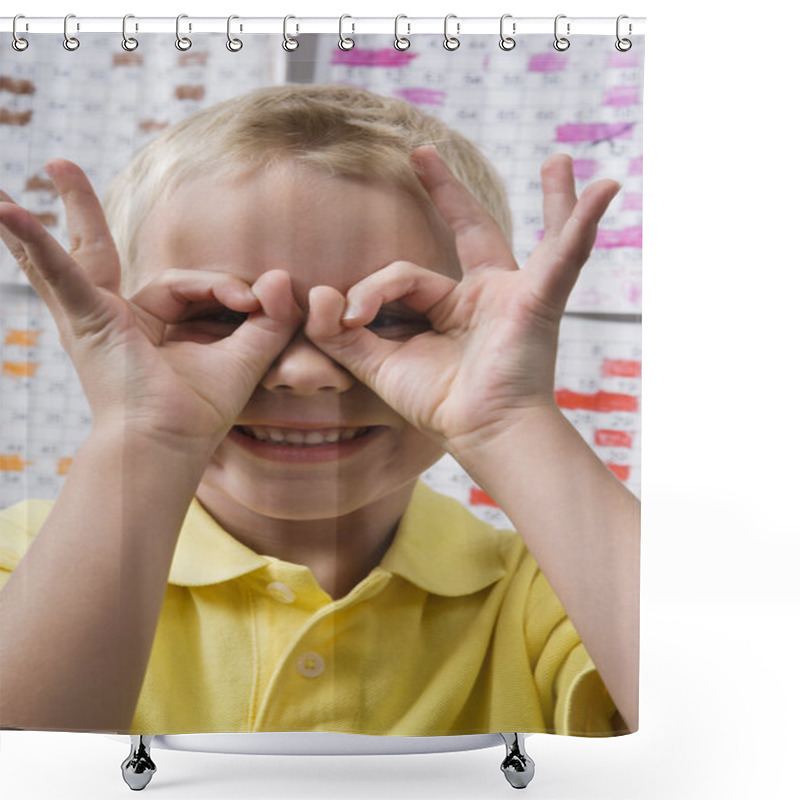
[83, 421, 215, 488]
[446, 401, 564, 473]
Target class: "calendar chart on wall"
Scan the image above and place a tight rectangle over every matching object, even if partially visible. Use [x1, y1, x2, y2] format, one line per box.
[1, 29, 643, 512]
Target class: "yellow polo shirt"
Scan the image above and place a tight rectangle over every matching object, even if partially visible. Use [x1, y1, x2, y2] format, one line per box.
[0, 482, 619, 736]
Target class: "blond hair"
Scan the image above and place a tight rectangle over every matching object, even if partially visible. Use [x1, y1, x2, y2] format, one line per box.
[104, 84, 511, 292]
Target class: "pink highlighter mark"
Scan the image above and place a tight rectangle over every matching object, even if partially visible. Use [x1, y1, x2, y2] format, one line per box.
[595, 226, 643, 248]
[395, 87, 447, 106]
[623, 192, 643, 211]
[573, 159, 598, 180]
[608, 51, 640, 68]
[556, 122, 635, 144]
[331, 48, 418, 68]
[629, 155, 643, 175]
[528, 52, 566, 72]
[603, 85, 640, 107]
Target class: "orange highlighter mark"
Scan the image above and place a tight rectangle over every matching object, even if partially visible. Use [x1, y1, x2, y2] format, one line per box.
[56, 457, 73, 476]
[0, 453, 33, 471]
[5, 329, 41, 347]
[3, 361, 39, 378]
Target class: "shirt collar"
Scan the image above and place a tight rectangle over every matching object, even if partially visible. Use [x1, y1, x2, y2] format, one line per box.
[169, 499, 268, 586]
[169, 483, 508, 596]
[379, 482, 507, 596]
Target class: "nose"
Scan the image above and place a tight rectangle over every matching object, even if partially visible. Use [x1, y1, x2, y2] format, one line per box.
[261, 333, 354, 395]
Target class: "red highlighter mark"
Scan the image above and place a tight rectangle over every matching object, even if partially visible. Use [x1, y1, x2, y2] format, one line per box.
[555, 389, 638, 413]
[332, 48, 417, 68]
[603, 86, 640, 107]
[527, 53, 566, 72]
[606, 463, 631, 481]
[395, 88, 446, 106]
[602, 358, 642, 378]
[470, 487, 499, 507]
[595, 430, 633, 448]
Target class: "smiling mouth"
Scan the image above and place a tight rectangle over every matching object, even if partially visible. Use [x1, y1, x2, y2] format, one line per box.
[233, 425, 374, 447]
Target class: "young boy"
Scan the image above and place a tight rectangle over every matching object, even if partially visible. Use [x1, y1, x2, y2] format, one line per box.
[0, 85, 639, 737]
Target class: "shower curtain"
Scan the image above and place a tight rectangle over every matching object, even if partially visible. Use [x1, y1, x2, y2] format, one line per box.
[0, 25, 643, 741]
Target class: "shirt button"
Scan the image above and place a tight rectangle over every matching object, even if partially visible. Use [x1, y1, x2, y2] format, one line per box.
[266, 581, 296, 604]
[296, 651, 325, 678]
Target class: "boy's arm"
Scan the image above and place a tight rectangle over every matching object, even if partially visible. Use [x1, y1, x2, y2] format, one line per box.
[450, 407, 640, 732]
[307, 147, 639, 731]
[0, 429, 208, 732]
[0, 163, 302, 731]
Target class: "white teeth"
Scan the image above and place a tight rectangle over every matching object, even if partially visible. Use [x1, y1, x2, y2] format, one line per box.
[238, 426, 369, 446]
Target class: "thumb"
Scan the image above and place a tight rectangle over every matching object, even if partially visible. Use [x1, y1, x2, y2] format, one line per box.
[305, 285, 402, 391]
[214, 270, 302, 385]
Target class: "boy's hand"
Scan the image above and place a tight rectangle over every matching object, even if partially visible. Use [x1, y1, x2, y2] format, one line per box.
[0, 161, 302, 453]
[306, 146, 619, 455]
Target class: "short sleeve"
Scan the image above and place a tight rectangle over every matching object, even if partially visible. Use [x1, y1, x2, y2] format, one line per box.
[525, 567, 621, 736]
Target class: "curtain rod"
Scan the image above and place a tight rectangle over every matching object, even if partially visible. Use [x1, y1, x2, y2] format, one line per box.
[0, 16, 646, 37]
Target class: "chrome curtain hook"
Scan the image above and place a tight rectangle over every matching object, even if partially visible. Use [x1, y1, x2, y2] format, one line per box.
[394, 15, 410, 50]
[615, 14, 632, 51]
[283, 15, 299, 51]
[226, 15, 243, 51]
[499, 14, 516, 51]
[12, 14, 29, 51]
[175, 14, 192, 51]
[63, 13, 80, 51]
[338, 14, 355, 51]
[443, 14, 460, 51]
[553, 14, 570, 52]
[122, 14, 139, 52]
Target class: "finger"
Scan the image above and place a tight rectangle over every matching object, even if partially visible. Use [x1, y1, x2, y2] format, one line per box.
[526, 178, 620, 310]
[0, 200, 103, 321]
[44, 159, 121, 292]
[129, 269, 260, 323]
[214, 270, 304, 380]
[541, 154, 578, 237]
[411, 145, 515, 274]
[0, 193, 57, 298]
[341, 261, 457, 327]
[306, 285, 403, 390]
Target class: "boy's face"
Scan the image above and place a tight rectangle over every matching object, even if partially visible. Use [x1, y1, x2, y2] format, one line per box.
[136, 160, 459, 522]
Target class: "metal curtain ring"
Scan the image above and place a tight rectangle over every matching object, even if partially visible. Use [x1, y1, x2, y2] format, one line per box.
[443, 14, 460, 51]
[63, 13, 80, 51]
[12, 14, 29, 51]
[122, 14, 138, 51]
[553, 14, 570, 51]
[615, 14, 632, 51]
[175, 14, 192, 51]
[499, 14, 516, 51]
[283, 15, 299, 51]
[338, 14, 355, 50]
[394, 15, 410, 50]
[227, 15, 243, 51]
